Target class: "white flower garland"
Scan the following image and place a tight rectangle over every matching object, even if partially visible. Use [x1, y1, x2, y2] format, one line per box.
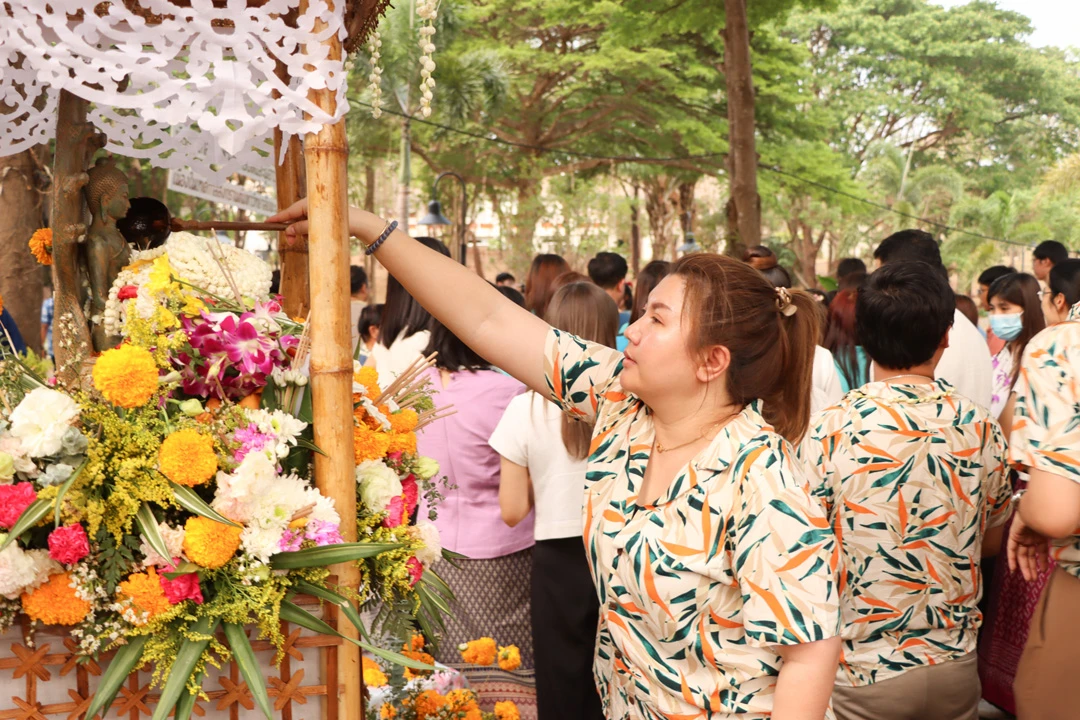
[368, 30, 383, 119]
[416, 0, 439, 118]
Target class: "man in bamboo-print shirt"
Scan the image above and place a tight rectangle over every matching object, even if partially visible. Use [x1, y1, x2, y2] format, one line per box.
[799, 262, 1013, 720]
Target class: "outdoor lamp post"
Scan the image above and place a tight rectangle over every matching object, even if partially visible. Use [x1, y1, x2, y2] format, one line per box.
[418, 171, 467, 265]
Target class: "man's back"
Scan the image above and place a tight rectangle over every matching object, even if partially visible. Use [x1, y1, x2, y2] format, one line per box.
[799, 380, 1011, 687]
[936, 309, 993, 410]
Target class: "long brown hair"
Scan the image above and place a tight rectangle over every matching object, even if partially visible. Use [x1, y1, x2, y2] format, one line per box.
[630, 260, 671, 324]
[988, 272, 1046, 387]
[545, 283, 619, 459]
[671, 254, 820, 443]
[524, 254, 571, 316]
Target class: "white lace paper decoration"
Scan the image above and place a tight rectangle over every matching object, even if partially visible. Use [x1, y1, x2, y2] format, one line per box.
[0, 0, 348, 184]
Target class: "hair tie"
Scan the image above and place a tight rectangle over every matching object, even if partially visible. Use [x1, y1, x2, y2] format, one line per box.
[775, 287, 797, 317]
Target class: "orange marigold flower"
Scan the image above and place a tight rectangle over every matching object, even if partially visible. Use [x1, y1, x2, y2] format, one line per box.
[92, 344, 159, 408]
[497, 644, 522, 671]
[402, 650, 435, 680]
[445, 689, 482, 720]
[29, 228, 53, 266]
[183, 516, 241, 569]
[386, 431, 417, 456]
[21, 572, 91, 625]
[354, 424, 391, 464]
[379, 705, 397, 720]
[409, 690, 445, 719]
[354, 366, 381, 399]
[362, 404, 392, 430]
[406, 633, 425, 652]
[494, 701, 521, 720]
[159, 429, 217, 487]
[459, 637, 497, 666]
[362, 657, 388, 688]
[0, 294, 4, 316]
[117, 567, 171, 624]
[389, 409, 419, 434]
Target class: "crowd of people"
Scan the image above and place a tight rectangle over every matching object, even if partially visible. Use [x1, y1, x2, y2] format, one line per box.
[267, 203, 1078, 720]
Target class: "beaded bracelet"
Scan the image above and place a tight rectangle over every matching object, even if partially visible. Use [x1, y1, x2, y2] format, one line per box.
[365, 220, 398, 256]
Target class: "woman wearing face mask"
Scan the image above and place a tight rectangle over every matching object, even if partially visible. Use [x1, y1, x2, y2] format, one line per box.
[1041, 259, 1080, 326]
[986, 272, 1045, 425]
[270, 200, 842, 720]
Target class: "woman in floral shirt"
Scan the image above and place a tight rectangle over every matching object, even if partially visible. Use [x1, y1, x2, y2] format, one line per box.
[271, 201, 843, 719]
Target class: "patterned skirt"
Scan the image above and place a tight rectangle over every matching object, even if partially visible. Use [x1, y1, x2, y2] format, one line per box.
[430, 548, 537, 720]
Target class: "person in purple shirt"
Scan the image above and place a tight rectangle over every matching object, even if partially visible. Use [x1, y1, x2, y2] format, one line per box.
[416, 316, 533, 709]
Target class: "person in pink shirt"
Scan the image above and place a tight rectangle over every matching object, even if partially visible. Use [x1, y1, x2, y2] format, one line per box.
[416, 316, 533, 711]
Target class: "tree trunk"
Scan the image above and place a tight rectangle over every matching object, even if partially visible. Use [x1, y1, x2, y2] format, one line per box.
[629, 182, 641, 274]
[508, 181, 542, 271]
[0, 149, 45, 355]
[397, 118, 411, 233]
[723, 0, 761, 249]
[274, 128, 308, 317]
[643, 177, 675, 261]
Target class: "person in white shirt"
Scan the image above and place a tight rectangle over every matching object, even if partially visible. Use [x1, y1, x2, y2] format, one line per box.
[873, 230, 993, 410]
[490, 281, 614, 720]
[813, 345, 844, 413]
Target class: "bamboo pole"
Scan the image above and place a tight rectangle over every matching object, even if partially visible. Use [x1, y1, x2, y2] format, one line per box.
[300, 3, 362, 719]
[275, 62, 310, 318]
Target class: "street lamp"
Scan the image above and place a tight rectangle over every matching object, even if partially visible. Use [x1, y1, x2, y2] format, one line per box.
[418, 171, 467, 265]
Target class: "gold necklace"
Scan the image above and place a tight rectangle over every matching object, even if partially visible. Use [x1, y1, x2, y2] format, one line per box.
[654, 410, 740, 454]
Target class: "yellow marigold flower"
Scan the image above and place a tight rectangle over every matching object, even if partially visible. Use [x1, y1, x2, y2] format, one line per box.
[445, 689, 481, 720]
[362, 657, 388, 688]
[354, 424, 391, 464]
[183, 516, 241, 569]
[29, 228, 53, 266]
[409, 690, 446, 719]
[386, 431, 417, 456]
[401, 650, 435, 680]
[389, 409, 419, 434]
[497, 645, 521, 672]
[354, 366, 381, 399]
[117, 567, 172, 624]
[459, 637, 497, 666]
[494, 701, 521, 720]
[379, 705, 396, 720]
[362, 404, 393, 430]
[181, 294, 206, 317]
[21, 572, 90, 626]
[159, 429, 217, 487]
[406, 633, 425, 652]
[146, 255, 179, 294]
[92, 344, 159, 408]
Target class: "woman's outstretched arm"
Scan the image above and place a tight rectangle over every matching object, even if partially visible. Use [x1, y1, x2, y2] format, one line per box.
[271, 200, 551, 393]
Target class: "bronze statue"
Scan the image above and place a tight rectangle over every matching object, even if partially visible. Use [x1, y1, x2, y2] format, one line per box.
[83, 157, 131, 352]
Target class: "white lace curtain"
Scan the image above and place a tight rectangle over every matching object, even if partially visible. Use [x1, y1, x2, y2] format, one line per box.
[0, 0, 348, 183]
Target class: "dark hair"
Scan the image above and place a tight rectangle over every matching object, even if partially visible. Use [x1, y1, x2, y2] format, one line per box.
[358, 303, 383, 343]
[269, 269, 281, 296]
[760, 264, 792, 289]
[424, 318, 490, 372]
[1049, 259, 1080, 307]
[587, 251, 628, 289]
[630, 260, 671, 324]
[837, 258, 866, 281]
[978, 265, 1016, 287]
[874, 229, 942, 268]
[1034, 240, 1068, 265]
[552, 271, 591, 291]
[671, 254, 821, 443]
[824, 289, 860, 389]
[838, 270, 866, 291]
[496, 285, 525, 308]
[545, 283, 619, 459]
[524, 254, 571, 316]
[856, 262, 954, 371]
[742, 245, 777, 271]
[381, 236, 451, 347]
[496, 272, 516, 284]
[349, 265, 368, 295]
[955, 294, 979, 328]
[987, 272, 1045, 387]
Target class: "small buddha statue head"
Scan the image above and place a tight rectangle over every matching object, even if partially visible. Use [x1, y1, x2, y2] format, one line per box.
[84, 157, 130, 223]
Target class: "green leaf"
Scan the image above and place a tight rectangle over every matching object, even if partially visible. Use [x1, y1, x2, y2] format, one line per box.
[279, 600, 433, 671]
[170, 483, 241, 527]
[0, 498, 51, 551]
[269, 542, 402, 570]
[223, 623, 274, 720]
[135, 503, 171, 564]
[151, 615, 220, 720]
[294, 437, 327, 457]
[163, 562, 201, 579]
[84, 636, 150, 720]
[173, 669, 205, 720]
[291, 580, 370, 641]
[53, 458, 88, 527]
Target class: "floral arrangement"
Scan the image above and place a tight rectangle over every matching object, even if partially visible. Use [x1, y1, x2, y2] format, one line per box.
[364, 635, 522, 720]
[0, 230, 444, 720]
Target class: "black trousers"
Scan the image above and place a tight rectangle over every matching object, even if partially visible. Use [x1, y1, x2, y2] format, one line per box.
[531, 537, 605, 720]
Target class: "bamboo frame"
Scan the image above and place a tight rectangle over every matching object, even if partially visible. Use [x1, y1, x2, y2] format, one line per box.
[275, 62, 310, 319]
[301, 1, 362, 719]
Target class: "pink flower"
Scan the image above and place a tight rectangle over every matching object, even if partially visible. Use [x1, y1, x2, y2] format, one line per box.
[278, 528, 304, 553]
[382, 495, 406, 529]
[305, 519, 343, 546]
[233, 423, 273, 462]
[47, 523, 90, 565]
[159, 570, 204, 605]
[0, 483, 38, 529]
[401, 475, 419, 518]
[387, 451, 403, 463]
[406, 557, 424, 587]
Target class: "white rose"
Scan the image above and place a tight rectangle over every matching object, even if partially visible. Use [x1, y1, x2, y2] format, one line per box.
[413, 456, 440, 481]
[356, 460, 402, 513]
[9, 388, 81, 458]
[0, 542, 59, 599]
[140, 523, 186, 567]
[411, 522, 442, 566]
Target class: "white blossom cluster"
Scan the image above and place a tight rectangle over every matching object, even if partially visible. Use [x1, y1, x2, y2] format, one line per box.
[368, 30, 383, 119]
[416, 0, 439, 118]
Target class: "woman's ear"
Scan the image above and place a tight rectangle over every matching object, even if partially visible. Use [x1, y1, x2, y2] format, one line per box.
[696, 344, 730, 384]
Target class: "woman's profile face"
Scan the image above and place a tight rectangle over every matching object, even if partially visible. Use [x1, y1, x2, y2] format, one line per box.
[621, 275, 705, 404]
[1042, 289, 1069, 326]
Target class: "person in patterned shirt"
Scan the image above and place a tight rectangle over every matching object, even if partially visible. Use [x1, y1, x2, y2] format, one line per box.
[269, 199, 844, 720]
[1006, 298, 1080, 720]
[799, 263, 1012, 720]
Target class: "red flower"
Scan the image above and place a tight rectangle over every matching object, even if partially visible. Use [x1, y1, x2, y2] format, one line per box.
[406, 557, 424, 587]
[0, 483, 38, 529]
[159, 570, 204, 605]
[382, 495, 406, 529]
[117, 285, 139, 300]
[47, 524, 90, 565]
[401, 475, 419, 517]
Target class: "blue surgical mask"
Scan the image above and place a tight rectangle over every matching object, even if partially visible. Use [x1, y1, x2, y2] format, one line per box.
[990, 312, 1024, 341]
